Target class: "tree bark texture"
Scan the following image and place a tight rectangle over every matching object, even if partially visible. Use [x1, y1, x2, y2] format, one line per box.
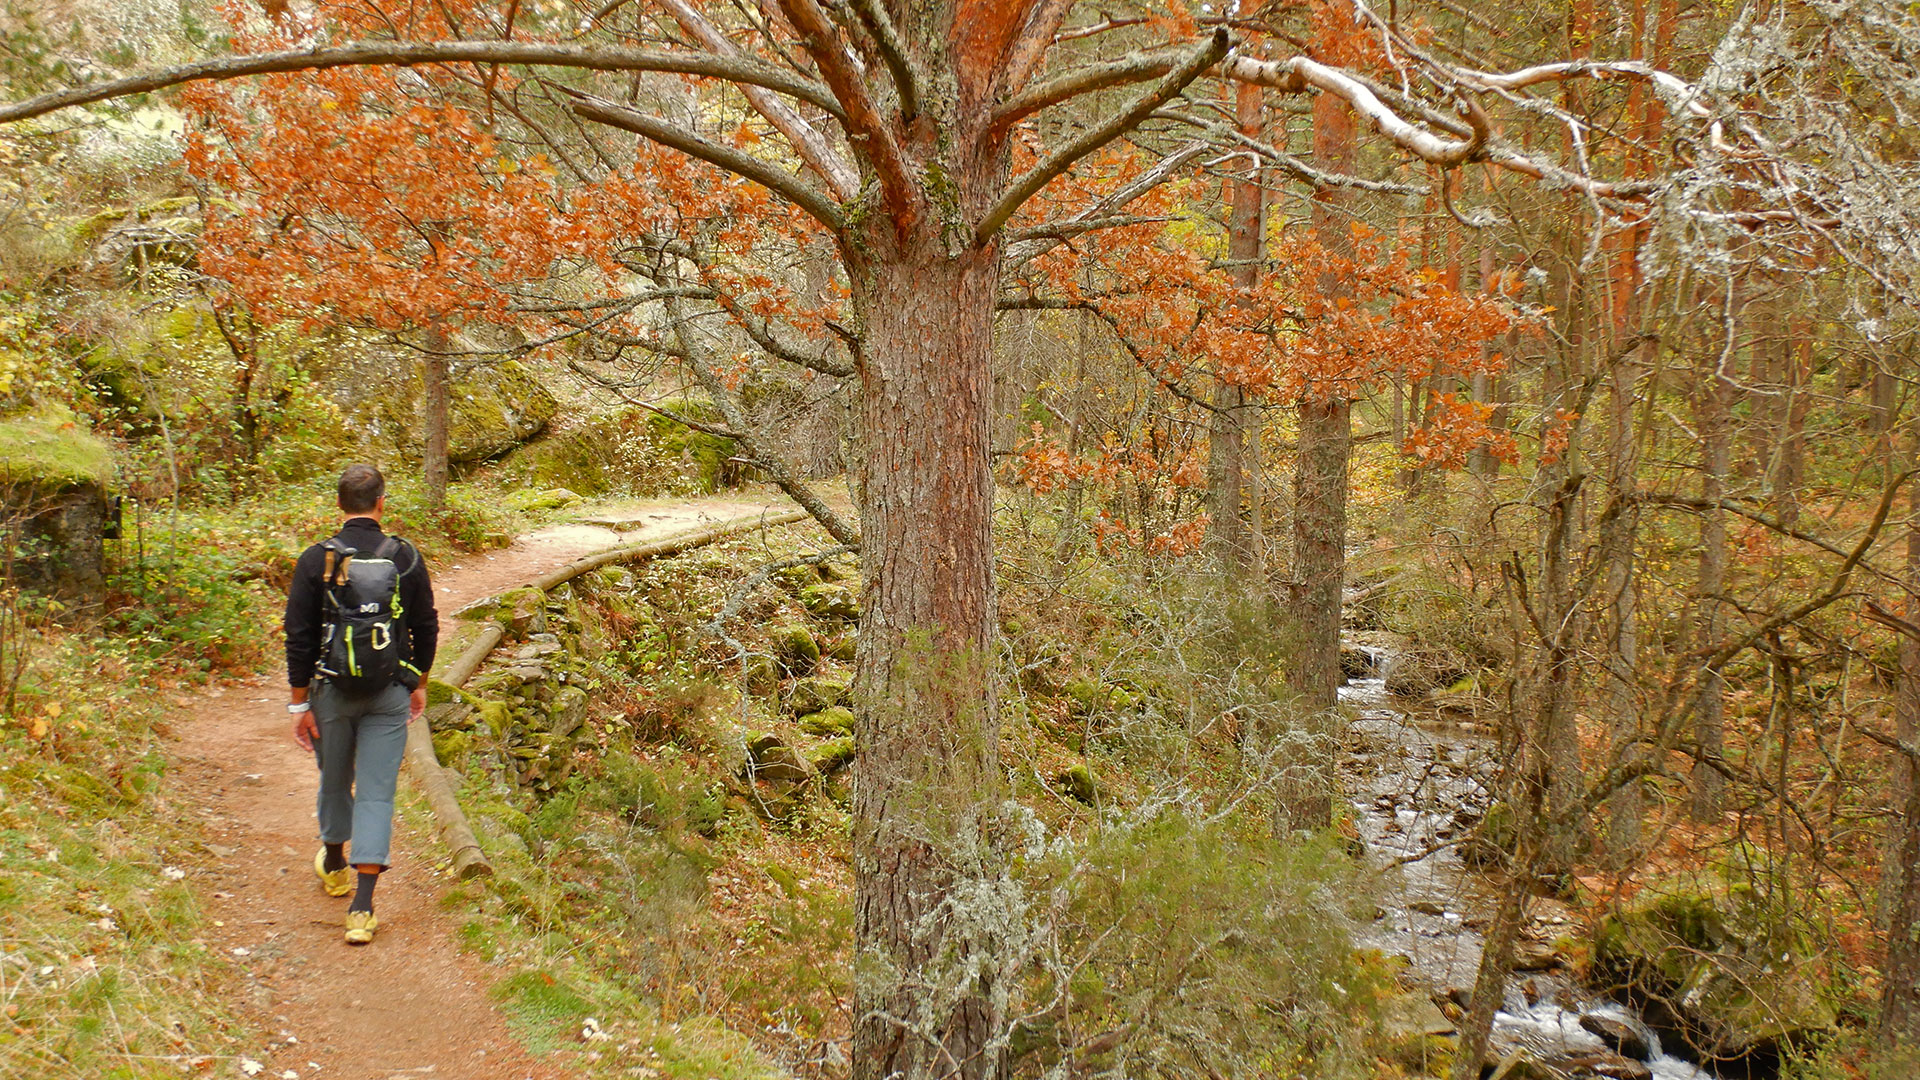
[848, 239, 1004, 1080]
[1206, 80, 1264, 574]
[1691, 370, 1731, 821]
[1285, 75, 1355, 721]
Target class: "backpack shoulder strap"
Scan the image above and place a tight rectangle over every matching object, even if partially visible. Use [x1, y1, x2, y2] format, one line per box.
[373, 536, 402, 561]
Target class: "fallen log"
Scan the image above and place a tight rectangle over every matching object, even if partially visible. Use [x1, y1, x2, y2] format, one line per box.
[404, 507, 814, 880]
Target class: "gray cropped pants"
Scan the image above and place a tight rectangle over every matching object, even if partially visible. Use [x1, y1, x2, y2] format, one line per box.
[310, 681, 410, 868]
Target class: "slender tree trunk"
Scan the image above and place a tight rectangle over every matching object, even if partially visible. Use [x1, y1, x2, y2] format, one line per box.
[422, 326, 452, 512]
[1880, 425, 1920, 933]
[1286, 62, 1355, 722]
[848, 239, 1003, 1080]
[1601, 351, 1644, 862]
[1207, 81, 1264, 573]
[1692, 366, 1731, 820]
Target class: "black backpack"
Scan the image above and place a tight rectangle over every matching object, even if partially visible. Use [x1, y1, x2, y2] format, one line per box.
[316, 536, 419, 696]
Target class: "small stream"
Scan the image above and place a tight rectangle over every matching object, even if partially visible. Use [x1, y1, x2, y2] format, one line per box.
[1338, 643, 1713, 1080]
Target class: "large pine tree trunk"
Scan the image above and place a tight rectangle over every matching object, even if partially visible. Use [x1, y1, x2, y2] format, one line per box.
[847, 238, 1003, 1080]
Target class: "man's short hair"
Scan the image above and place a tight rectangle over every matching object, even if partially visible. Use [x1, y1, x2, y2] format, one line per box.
[337, 464, 386, 514]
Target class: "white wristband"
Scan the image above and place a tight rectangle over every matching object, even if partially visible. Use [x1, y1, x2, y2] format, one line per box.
[287, 702, 312, 714]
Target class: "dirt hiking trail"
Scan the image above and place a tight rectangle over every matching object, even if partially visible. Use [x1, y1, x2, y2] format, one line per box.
[167, 496, 794, 1080]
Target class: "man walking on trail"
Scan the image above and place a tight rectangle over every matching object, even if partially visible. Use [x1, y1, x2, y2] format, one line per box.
[283, 464, 438, 945]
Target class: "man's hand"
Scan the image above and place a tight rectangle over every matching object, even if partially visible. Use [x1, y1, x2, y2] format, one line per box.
[294, 711, 320, 751]
[290, 685, 314, 749]
[409, 687, 426, 723]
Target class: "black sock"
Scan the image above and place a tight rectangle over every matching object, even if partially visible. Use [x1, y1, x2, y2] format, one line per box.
[350, 871, 378, 913]
[323, 843, 347, 874]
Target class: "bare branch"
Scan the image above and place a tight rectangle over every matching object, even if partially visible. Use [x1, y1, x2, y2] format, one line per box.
[1003, 139, 1210, 267]
[565, 91, 847, 232]
[0, 40, 847, 125]
[976, 30, 1231, 246]
[1149, 109, 1426, 195]
[1224, 52, 1488, 166]
[848, 0, 923, 122]
[667, 294, 863, 549]
[992, 45, 1195, 131]
[660, 0, 861, 200]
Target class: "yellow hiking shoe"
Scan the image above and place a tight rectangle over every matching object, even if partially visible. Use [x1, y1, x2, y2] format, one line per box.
[314, 849, 352, 897]
[344, 910, 377, 945]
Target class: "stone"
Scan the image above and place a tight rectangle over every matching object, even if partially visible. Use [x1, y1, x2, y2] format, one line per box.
[431, 729, 472, 767]
[742, 654, 779, 694]
[824, 634, 857, 662]
[424, 702, 476, 732]
[504, 487, 582, 513]
[1595, 881, 1839, 1064]
[447, 359, 558, 462]
[808, 736, 855, 775]
[771, 623, 820, 677]
[0, 406, 115, 593]
[747, 734, 814, 785]
[1512, 939, 1565, 972]
[798, 706, 855, 737]
[492, 586, 548, 637]
[1340, 646, 1380, 682]
[789, 675, 851, 716]
[1578, 1014, 1652, 1061]
[1408, 899, 1449, 916]
[424, 678, 471, 707]
[546, 686, 588, 739]
[1057, 763, 1098, 805]
[798, 582, 860, 621]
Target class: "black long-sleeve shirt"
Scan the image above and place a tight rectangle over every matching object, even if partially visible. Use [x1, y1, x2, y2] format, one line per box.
[284, 517, 438, 689]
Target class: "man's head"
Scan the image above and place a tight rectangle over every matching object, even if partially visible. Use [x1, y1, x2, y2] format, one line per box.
[337, 464, 386, 517]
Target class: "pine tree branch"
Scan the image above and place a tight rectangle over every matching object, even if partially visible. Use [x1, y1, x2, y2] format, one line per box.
[778, 0, 922, 230]
[0, 40, 846, 125]
[564, 91, 848, 232]
[975, 29, 1231, 246]
[659, 0, 861, 200]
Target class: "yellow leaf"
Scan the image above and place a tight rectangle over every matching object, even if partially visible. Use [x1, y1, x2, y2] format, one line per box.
[44, 702, 61, 719]
[28, 717, 48, 739]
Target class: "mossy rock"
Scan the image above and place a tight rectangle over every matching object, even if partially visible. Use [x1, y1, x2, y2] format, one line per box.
[0, 406, 114, 490]
[824, 634, 857, 662]
[789, 675, 851, 716]
[743, 653, 780, 694]
[746, 734, 814, 785]
[1057, 762, 1099, 805]
[1596, 883, 1838, 1063]
[1460, 802, 1519, 868]
[798, 705, 855, 737]
[772, 564, 821, 591]
[771, 623, 820, 677]
[504, 487, 582, 512]
[643, 397, 739, 492]
[495, 410, 641, 496]
[425, 678, 474, 707]
[809, 736, 855, 775]
[448, 360, 558, 462]
[473, 699, 515, 737]
[432, 729, 473, 768]
[424, 702, 476, 732]
[1063, 677, 1138, 719]
[798, 582, 860, 621]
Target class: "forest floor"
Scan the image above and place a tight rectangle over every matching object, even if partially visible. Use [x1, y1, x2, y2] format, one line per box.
[160, 494, 796, 1080]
